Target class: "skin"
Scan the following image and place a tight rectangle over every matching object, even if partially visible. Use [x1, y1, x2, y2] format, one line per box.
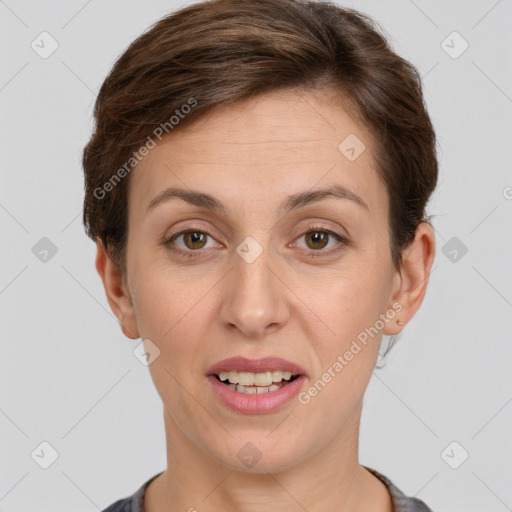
[96, 87, 435, 512]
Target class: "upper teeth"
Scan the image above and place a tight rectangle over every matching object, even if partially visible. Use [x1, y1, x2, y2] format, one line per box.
[217, 370, 294, 386]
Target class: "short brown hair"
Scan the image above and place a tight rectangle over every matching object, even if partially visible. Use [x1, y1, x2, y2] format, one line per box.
[82, 0, 437, 279]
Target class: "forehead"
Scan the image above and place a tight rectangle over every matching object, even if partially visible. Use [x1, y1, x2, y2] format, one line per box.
[129, 88, 386, 219]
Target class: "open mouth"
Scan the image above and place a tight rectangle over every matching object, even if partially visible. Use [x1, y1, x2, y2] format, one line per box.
[213, 371, 301, 394]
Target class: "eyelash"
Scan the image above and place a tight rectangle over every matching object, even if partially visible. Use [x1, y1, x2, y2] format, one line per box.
[162, 223, 349, 259]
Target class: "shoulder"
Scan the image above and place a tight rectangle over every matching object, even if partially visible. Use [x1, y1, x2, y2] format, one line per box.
[363, 466, 434, 512]
[101, 472, 163, 512]
[101, 497, 133, 512]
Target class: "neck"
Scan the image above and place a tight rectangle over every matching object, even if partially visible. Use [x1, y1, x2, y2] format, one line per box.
[144, 405, 393, 512]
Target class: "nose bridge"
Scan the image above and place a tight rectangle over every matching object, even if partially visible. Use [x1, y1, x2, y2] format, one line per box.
[220, 235, 287, 337]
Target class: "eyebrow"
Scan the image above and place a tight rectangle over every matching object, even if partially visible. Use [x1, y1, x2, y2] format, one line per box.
[146, 184, 369, 214]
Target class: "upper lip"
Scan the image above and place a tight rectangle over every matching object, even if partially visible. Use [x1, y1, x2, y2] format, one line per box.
[207, 356, 307, 377]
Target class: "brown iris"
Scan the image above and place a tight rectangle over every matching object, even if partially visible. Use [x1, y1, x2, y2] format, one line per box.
[183, 231, 207, 249]
[304, 231, 329, 250]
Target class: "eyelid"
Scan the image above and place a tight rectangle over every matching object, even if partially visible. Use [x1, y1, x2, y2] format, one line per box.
[301, 221, 350, 241]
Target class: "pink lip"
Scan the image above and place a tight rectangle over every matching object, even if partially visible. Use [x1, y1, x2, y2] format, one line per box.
[206, 357, 308, 414]
[207, 374, 307, 414]
[206, 356, 307, 376]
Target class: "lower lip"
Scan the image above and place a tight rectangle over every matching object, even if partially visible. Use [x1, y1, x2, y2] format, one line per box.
[207, 375, 307, 414]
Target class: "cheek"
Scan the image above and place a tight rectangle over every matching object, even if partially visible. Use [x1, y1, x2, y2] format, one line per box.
[130, 276, 212, 414]
[306, 262, 389, 347]
[294, 263, 391, 408]
[297, 274, 386, 423]
[130, 262, 214, 338]
[130, 269, 222, 377]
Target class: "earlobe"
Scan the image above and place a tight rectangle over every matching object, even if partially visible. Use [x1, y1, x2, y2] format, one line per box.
[95, 239, 140, 339]
[383, 222, 436, 335]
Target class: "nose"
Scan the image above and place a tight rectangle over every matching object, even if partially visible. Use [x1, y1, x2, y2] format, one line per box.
[219, 241, 290, 339]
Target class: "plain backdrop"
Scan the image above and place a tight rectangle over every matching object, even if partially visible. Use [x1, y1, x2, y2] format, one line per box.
[1, 1, 511, 511]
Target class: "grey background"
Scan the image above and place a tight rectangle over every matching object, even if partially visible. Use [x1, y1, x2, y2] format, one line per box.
[1, 0, 511, 510]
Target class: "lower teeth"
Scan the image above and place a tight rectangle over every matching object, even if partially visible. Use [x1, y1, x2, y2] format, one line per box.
[223, 380, 286, 394]
[215, 375, 299, 394]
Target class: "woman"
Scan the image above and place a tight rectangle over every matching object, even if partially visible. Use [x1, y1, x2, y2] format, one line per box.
[83, 0, 437, 510]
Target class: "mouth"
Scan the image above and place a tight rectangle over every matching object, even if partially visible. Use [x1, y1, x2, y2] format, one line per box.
[212, 370, 301, 394]
[206, 356, 307, 402]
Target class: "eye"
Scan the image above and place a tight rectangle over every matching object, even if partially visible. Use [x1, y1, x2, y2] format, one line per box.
[294, 225, 349, 256]
[163, 224, 349, 259]
[163, 228, 220, 257]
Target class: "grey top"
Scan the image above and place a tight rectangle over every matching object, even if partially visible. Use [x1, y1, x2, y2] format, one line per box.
[101, 466, 433, 511]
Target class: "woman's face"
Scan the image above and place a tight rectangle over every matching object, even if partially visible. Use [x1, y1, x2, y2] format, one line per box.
[107, 88, 424, 472]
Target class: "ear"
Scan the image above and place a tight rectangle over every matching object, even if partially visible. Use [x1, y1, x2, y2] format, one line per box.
[95, 239, 140, 339]
[383, 222, 436, 335]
